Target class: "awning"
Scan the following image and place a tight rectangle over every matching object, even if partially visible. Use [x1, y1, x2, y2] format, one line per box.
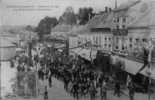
[0, 38, 16, 61]
[71, 48, 97, 61]
[111, 54, 155, 80]
[111, 55, 143, 75]
[140, 63, 155, 80]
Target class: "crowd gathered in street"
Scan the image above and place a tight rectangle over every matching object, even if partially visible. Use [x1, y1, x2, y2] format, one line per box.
[12, 43, 138, 100]
[32, 44, 136, 100]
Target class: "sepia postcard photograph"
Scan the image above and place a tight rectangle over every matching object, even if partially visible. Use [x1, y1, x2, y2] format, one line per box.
[0, 0, 155, 100]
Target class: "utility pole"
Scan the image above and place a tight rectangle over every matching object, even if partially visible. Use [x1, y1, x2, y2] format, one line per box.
[90, 42, 93, 64]
[148, 40, 153, 100]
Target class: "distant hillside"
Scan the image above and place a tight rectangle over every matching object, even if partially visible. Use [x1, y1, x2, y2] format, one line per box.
[0, 25, 36, 34]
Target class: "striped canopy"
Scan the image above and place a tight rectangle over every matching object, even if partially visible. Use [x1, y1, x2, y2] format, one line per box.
[0, 37, 16, 61]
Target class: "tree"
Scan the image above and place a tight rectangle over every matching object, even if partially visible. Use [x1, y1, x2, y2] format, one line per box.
[25, 25, 35, 31]
[77, 7, 94, 25]
[59, 6, 77, 25]
[36, 16, 58, 39]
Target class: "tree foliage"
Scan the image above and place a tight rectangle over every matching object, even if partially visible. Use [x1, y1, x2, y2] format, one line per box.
[25, 25, 35, 31]
[36, 16, 58, 38]
[77, 7, 94, 25]
[59, 7, 77, 25]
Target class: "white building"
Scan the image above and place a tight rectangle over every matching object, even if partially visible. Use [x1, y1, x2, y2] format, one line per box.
[77, 29, 112, 51]
[112, 0, 155, 56]
[71, 12, 113, 52]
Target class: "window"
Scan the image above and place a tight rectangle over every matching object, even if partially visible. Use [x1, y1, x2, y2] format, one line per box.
[116, 25, 119, 29]
[99, 36, 101, 46]
[113, 18, 116, 23]
[105, 44, 107, 47]
[129, 38, 132, 42]
[142, 38, 146, 42]
[116, 37, 119, 43]
[109, 44, 111, 48]
[109, 38, 111, 41]
[117, 17, 119, 22]
[116, 46, 118, 49]
[136, 38, 139, 42]
[105, 37, 107, 41]
[123, 17, 126, 22]
[93, 36, 95, 43]
[122, 46, 125, 50]
[129, 44, 132, 48]
[78, 41, 81, 45]
[122, 25, 126, 29]
[96, 36, 98, 44]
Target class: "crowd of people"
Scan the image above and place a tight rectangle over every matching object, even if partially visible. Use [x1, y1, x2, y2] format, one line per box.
[36, 54, 110, 100]
[33, 46, 136, 100]
[12, 43, 137, 100]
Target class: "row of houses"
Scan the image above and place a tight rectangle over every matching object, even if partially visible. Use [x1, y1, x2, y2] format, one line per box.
[66, 0, 155, 58]
[50, 0, 155, 61]
[50, 0, 155, 79]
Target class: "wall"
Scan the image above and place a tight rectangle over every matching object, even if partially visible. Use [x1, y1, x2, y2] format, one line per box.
[127, 28, 150, 54]
[77, 32, 112, 51]
[69, 36, 78, 48]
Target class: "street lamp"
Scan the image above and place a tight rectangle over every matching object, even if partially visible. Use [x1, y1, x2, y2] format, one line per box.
[146, 65, 151, 100]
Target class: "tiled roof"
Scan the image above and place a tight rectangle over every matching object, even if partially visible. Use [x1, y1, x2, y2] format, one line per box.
[128, 0, 155, 28]
[69, 25, 89, 34]
[114, 0, 141, 11]
[87, 14, 103, 28]
[70, 13, 114, 34]
[95, 13, 114, 28]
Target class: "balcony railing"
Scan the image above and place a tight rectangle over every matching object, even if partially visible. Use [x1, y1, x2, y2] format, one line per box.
[112, 29, 128, 36]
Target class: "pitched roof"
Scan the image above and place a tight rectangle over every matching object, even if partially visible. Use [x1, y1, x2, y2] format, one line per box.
[86, 14, 103, 28]
[69, 25, 89, 34]
[51, 24, 73, 33]
[114, 0, 141, 11]
[95, 13, 114, 28]
[70, 13, 114, 34]
[128, 0, 155, 28]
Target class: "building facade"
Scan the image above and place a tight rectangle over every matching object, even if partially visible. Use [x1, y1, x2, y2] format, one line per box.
[77, 29, 112, 51]
[68, 34, 78, 49]
[112, 0, 155, 57]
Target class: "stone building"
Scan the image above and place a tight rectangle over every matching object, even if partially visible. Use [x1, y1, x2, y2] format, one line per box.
[112, 0, 155, 57]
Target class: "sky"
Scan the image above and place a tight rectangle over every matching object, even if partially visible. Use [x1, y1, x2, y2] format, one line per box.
[0, 0, 129, 26]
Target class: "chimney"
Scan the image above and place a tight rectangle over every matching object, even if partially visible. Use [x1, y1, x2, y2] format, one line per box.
[109, 8, 112, 12]
[105, 7, 108, 13]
